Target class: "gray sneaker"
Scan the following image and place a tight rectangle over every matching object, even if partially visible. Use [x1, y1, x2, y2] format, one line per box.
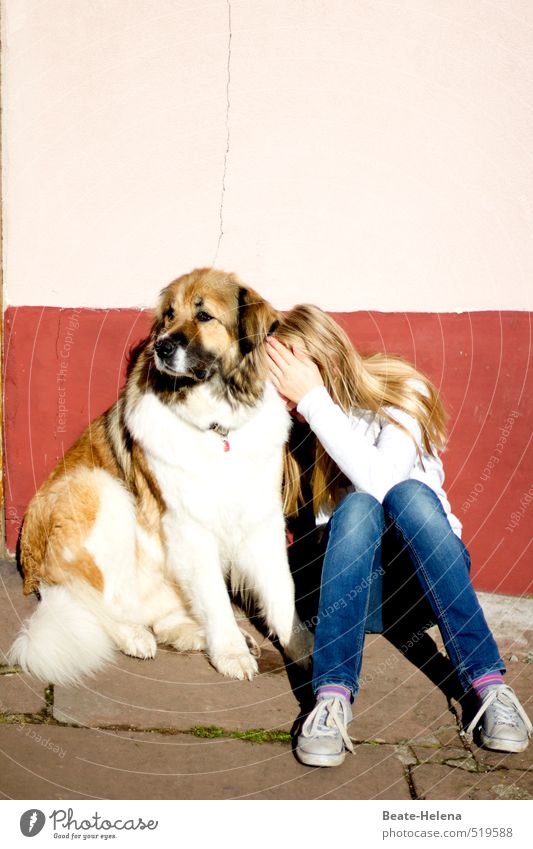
[296, 696, 354, 767]
[464, 684, 532, 753]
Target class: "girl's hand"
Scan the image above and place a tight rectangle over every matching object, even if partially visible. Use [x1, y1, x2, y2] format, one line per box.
[265, 336, 324, 406]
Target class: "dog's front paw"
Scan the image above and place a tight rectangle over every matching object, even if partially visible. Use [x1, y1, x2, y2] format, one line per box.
[117, 624, 157, 659]
[171, 624, 206, 652]
[153, 612, 206, 651]
[210, 650, 259, 681]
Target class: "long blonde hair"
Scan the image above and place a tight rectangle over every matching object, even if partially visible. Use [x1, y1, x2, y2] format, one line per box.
[276, 304, 448, 517]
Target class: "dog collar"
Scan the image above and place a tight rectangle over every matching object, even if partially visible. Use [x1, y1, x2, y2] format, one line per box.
[209, 423, 230, 452]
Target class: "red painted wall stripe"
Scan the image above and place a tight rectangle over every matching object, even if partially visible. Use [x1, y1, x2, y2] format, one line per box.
[3, 306, 532, 596]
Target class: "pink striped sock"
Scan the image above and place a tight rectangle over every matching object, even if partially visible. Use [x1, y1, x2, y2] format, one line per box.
[471, 671, 505, 698]
[316, 683, 352, 703]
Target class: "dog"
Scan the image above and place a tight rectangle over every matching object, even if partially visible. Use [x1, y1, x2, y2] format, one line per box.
[9, 268, 313, 684]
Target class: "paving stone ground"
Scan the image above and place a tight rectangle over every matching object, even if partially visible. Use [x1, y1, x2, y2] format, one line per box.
[1, 559, 532, 800]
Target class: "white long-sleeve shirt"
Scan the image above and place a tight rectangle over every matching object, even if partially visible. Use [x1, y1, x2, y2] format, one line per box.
[296, 384, 462, 537]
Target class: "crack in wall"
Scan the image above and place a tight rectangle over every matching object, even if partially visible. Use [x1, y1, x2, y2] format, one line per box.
[212, 0, 232, 268]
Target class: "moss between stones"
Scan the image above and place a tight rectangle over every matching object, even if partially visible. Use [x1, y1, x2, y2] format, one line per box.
[0, 682, 55, 726]
[44, 684, 54, 715]
[190, 724, 291, 744]
[0, 712, 50, 726]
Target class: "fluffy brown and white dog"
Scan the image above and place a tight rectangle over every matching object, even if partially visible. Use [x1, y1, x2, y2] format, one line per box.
[9, 268, 313, 684]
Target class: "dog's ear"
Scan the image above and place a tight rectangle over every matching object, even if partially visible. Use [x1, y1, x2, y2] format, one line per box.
[150, 279, 182, 340]
[237, 286, 279, 355]
[156, 283, 177, 322]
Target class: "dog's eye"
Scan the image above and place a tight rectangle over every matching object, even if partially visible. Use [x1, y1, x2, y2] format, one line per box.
[196, 311, 213, 323]
[165, 306, 175, 320]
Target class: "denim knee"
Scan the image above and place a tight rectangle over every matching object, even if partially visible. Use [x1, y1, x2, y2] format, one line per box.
[382, 479, 443, 527]
[330, 491, 385, 542]
[328, 492, 385, 560]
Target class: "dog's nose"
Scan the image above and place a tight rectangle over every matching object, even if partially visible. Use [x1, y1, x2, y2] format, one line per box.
[154, 337, 177, 360]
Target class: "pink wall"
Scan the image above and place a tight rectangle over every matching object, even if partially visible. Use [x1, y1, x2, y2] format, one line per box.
[3, 1, 533, 312]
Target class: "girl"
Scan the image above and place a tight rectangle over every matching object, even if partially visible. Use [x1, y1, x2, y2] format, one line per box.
[266, 305, 531, 768]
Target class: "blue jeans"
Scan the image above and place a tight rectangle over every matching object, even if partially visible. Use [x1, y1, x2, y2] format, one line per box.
[311, 480, 506, 698]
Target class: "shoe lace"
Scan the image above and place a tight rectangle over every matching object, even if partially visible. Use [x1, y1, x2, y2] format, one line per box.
[301, 697, 355, 754]
[463, 685, 533, 742]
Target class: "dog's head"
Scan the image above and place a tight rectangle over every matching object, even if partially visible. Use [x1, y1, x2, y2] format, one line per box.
[148, 268, 279, 403]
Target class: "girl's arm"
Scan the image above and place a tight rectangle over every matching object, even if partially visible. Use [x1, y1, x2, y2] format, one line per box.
[296, 385, 421, 502]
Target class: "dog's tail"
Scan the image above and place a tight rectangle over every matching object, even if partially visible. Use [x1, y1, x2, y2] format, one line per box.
[8, 581, 115, 686]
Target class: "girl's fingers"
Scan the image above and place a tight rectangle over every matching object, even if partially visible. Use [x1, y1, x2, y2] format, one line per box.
[265, 343, 286, 369]
[266, 336, 285, 349]
[266, 348, 286, 376]
[267, 361, 284, 382]
[267, 337, 296, 365]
